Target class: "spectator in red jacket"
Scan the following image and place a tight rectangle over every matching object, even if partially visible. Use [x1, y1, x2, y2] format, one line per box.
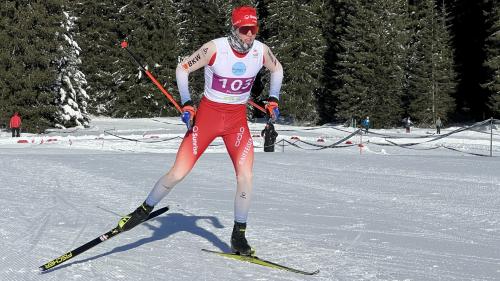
[9, 112, 21, 137]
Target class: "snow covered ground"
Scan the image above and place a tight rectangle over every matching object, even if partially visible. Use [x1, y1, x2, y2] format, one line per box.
[1, 117, 499, 281]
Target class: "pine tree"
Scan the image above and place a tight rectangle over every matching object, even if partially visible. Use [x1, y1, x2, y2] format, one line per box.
[318, 0, 352, 124]
[73, 0, 127, 116]
[73, 0, 181, 117]
[0, 2, 14, 128]
[445, 0, 492, 120]
[405, 0, 456, 126]
[54, 10, 90, 128]
[482, 0, 500, 117]
[0, 0, 64, 133]
[111, 0, 180, 117]
[264, 0, 327, 124]
[333, 0, 409, 128]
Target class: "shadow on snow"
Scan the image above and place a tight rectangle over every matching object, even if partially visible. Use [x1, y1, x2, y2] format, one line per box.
[44, 212, 230, 273]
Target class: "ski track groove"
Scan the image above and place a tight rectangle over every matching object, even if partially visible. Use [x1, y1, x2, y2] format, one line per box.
[52, 190, 89, 251]
[26, 212, 51, 253]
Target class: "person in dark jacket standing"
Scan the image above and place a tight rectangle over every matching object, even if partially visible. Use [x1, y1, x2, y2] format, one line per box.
[435, 117, 442, 134]
[9, 112, 21, 137]
[361, 116, 370, 133]
[261, 122, 278, 152]
[403, 117, 412, 133]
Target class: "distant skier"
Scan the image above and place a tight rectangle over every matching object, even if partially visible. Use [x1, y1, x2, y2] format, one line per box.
[435, 117, 442, 134]
[9, 112, 21, 137]
[117, 5, 283, 256]
[403, 117, 412, 133]
[261, 122, 278, 152]
[361, 116, 370, 133]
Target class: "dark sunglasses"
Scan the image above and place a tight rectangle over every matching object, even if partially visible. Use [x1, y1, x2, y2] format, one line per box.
[238, 25, 259, 35]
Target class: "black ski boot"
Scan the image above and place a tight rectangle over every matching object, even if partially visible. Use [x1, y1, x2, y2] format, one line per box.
[118, 202, 154, 232]
[231, 221, 255, 256]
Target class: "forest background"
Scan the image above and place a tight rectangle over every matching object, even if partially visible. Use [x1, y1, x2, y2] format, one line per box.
[0, 0, 498, 133]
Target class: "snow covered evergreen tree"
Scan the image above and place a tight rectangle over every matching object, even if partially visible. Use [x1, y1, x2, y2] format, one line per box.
[0, 0, 63, 133]
[405, 0, 456, 125]
[333, 0, 409, 127]
[482, 0, 500, 117]
[317, 0, 351, 124]
[54, 11, 89, 128]
[73, 1, 125, 116]
[73, 1, 181, 118]
[265, 0, 327, 124]
[110, 0, 180, 117]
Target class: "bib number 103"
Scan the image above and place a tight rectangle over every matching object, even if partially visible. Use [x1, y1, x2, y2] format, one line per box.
[212, 74, 255, 94]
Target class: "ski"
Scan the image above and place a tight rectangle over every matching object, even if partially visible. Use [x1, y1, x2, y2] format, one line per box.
[39, 206, 169, 272]
[201, 249, 319, 276]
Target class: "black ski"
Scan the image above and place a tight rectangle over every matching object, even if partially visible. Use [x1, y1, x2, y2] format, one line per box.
[39, 206, 169, 272]
[201, 249, 319, 275]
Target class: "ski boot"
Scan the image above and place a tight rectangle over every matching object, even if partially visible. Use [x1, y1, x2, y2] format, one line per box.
[117, 202, 154, 232]
[231, 221, 255, 256]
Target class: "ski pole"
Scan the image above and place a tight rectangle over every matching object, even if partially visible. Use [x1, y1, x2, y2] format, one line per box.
[120, 41, 183, 113]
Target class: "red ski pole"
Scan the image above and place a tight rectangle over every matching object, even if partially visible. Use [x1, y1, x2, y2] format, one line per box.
[248, 99, 266, 114]
[120, 41, 183, 113]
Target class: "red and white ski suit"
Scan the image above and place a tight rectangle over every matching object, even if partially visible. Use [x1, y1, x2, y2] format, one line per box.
[146, 37, 283, 223]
